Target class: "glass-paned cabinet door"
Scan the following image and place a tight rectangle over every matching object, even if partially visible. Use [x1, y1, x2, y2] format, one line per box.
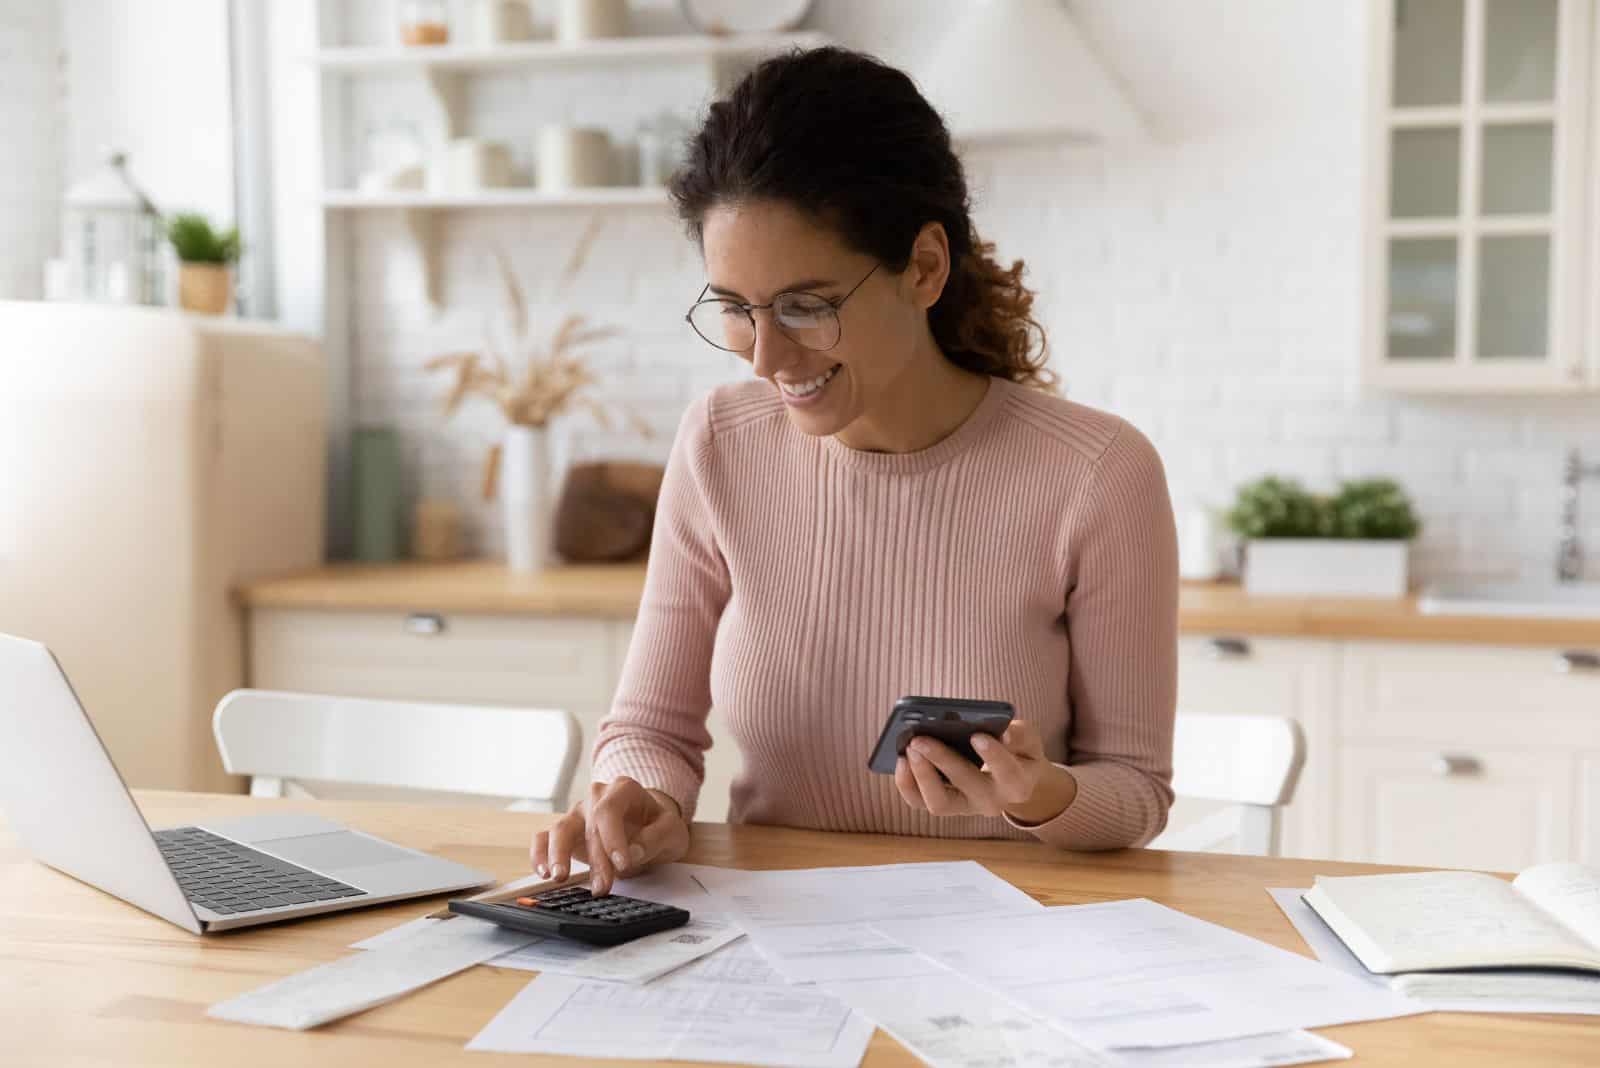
[1365, 0, 1594, 390]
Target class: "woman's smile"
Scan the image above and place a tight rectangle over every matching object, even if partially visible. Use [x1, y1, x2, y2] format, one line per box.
[775, 363, 844, 406]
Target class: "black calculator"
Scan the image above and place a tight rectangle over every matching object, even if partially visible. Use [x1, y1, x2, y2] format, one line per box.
[448, 884, 691, 947]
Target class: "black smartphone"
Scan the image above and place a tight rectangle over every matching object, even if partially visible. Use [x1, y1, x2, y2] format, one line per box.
[867, 696, 1016, 775]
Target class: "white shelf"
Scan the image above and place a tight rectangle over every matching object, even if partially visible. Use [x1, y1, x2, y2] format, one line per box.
[321, 188, 670, 209]
[312, 32, 828, 74]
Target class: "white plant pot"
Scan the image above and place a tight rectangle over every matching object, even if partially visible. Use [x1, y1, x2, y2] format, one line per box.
[502, 424, 553, 573]
[1243, 539, 1411, 598]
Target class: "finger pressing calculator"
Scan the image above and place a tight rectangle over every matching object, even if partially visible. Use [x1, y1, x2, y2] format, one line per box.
[448, 884, 691, 947]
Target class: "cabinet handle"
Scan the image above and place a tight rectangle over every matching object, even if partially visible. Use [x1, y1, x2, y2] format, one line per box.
[404, 613, 447, 636]
[1206, 637, 1252, 660]
[1432, 753, 1483, 777]
[1557, 650, 1600, 674]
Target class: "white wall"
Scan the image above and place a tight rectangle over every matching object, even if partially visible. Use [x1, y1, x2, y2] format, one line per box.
[61, 0, 234, 224]
[329, 0, 1599, 581]
[0, 1, 62, 299]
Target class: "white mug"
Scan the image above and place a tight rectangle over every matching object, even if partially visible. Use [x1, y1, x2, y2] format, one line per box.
[537, 126, 613, 189]
[558, 0, 626, 41]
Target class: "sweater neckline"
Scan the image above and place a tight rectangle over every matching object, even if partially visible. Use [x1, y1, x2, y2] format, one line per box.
[820, 374, 1013, 474]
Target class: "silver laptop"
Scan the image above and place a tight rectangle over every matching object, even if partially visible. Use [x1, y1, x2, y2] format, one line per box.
[0, 633, 495, 933]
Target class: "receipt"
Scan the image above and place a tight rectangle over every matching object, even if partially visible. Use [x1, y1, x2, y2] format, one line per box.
[209, 916, 537, 1030]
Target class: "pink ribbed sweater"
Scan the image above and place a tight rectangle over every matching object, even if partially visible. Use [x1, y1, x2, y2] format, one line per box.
[591, 374, 1179, 850]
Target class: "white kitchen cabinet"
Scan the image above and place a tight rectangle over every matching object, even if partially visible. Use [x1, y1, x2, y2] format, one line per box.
[248, 608, 736, 820]
[1174, 635, 1339, 859]
[1337, 640, 1600, 868]
[1363, 0, 1597, 391]
[1338, 743, 1573, 870]
[1579, 754, 1600, 863]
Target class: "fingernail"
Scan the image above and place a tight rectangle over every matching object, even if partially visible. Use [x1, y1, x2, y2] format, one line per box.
[973, 735, 992, 749]
[628, 843, 645, 864]
[535, 863, 548, 878]
[590, 877, 604, 895]
[611, 850, 627, 870]
[553, 865, 566, 880]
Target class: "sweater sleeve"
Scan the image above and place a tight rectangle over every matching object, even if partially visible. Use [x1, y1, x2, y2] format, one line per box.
[1010, 422, 1178, 850]
[589, 395, 730, 821]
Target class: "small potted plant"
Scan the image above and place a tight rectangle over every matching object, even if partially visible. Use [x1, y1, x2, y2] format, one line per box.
[1227, 476, 1421, 597]
[166, 213, 240, 315]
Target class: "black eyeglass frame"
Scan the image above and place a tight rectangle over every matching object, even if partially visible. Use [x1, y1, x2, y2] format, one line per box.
[683, 263, 880, 353]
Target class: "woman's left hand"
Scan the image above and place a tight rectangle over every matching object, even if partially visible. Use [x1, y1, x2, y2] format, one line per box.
[894, 719, 1078, 825]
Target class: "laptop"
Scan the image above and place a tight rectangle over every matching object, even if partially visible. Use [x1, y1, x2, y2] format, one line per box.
[0, 633, 495, 933]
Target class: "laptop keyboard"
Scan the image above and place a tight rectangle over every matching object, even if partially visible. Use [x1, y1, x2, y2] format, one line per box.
[153, 827, 364, 915]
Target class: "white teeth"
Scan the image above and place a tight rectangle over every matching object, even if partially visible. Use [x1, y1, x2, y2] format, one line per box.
[780, 364, 841, 397]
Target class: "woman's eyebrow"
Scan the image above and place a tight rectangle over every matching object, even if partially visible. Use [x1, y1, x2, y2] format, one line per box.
[707, 277, 836, 300]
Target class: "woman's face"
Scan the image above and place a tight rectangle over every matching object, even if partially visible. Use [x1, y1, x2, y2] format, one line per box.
[699, 199, 934, 438]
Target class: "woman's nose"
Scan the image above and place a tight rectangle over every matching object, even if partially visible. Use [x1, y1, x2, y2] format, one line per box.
[749, 312, 803, 380]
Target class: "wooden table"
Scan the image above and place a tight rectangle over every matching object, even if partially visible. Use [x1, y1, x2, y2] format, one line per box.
[4, 792, 1597, 1065]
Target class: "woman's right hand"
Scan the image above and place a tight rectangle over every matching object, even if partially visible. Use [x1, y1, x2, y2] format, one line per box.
[530, 776, 691, 896]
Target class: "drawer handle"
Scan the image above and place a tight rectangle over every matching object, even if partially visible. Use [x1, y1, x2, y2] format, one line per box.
[404, 613, 447, 636]
[1206, 637, 1252, 660]
[1557, 650, 1600, 674]
[1432, 753, 1483, 777]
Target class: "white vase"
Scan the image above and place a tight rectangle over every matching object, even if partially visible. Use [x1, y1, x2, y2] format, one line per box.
[502, 424, 553, 573]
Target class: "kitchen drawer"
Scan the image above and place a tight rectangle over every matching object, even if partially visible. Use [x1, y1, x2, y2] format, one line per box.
[1337, 742, 1574, 871]
[1341, 641, 1600, 748]
[250, 608, 618, 712]
[1175, 635, 1338, 858]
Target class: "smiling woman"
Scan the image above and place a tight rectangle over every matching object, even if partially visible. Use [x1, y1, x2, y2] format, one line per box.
[531, 47, 1180, 896]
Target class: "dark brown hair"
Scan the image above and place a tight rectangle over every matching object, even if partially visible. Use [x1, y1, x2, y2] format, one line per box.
[668, 47, 1055, 392]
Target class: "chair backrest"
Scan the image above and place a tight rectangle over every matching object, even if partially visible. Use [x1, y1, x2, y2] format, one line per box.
[212, 690, 579, 812]
[1148, 714, 1306, 857]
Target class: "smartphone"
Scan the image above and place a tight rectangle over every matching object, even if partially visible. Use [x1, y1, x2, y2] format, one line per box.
[867, 696, 1016, 775]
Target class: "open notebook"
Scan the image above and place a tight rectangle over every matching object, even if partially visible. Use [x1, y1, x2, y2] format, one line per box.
[1303, 862, 1600, 1003]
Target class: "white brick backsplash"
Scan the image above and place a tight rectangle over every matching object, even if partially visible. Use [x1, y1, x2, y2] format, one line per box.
[0, 1, 61, 300]
[339, 0, 1599, 582]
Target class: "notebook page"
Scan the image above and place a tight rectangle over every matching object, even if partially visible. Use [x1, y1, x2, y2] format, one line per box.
[1309, 871, 1593, 973]
[1513, 863, 1600, 955]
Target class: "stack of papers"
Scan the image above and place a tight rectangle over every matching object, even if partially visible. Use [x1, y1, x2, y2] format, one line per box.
[212, 856, 1427, 1067]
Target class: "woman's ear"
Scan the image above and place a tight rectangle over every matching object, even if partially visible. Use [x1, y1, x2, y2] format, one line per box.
[904, 221, 951, 310]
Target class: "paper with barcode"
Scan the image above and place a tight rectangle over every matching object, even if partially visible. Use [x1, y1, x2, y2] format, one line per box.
[827, 971, 1353, 1068]
[210, 915, 536, 1030]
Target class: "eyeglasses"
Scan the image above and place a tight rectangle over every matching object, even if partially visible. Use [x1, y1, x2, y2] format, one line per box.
[684, 264, 879, 353]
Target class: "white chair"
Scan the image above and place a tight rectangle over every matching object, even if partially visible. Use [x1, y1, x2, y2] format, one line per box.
[212, 690, 580, 813]
[1147, 714, 1306, 857]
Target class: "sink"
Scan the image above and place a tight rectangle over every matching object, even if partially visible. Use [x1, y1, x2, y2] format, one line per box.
[1417, 580, 1600, 619]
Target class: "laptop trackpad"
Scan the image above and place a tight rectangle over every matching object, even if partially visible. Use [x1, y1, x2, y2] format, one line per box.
[258, 831, 413, 873]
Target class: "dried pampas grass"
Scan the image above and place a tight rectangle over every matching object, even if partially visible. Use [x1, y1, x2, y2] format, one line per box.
[425, 216, 650, 435]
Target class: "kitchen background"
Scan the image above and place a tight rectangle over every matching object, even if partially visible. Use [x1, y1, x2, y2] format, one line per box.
[4, 0, 1600, 873]
[4, 0, 1597, 582]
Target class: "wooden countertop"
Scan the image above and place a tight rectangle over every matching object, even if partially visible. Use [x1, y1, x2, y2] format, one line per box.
[7, 791, 1598, 1065]
[238, 560, 1600, 647]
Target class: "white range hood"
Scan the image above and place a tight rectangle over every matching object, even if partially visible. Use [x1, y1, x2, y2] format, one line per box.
[911, 0, 1144, 144]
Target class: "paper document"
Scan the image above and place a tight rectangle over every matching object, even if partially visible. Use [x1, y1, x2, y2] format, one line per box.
[1269, 887, 1600, 1016]
[875, 898, 1423, 1049]
[210, 915, 537, 1030]
[354, 864, 737, 984]
[827, 972, 1352, 1068]
[468, 938, 875, 1067]
[693, 860, 1042, 983]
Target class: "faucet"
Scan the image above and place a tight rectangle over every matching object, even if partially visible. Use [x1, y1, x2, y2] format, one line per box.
[1557, 449, 1600, 582]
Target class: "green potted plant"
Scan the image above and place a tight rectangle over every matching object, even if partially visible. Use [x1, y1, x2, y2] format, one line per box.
[1226, 476, 1421, 597]
[166, 213, 240, 315]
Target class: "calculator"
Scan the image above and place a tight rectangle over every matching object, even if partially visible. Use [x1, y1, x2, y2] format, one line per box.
[448, 884, 691, 946]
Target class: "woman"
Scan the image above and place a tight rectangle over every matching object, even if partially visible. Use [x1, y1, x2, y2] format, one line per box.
[534, 47, 1178, 895]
